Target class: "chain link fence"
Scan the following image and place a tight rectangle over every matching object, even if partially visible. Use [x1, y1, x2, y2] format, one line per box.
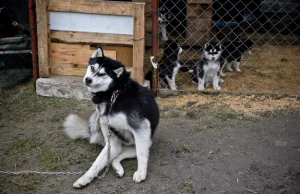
[148, 0, 300, 95]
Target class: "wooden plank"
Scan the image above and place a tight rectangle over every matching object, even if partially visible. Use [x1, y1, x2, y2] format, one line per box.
[91, 45, 133, 68]
[132, 3, 145, 84]
[185, 30, 211, 46]
[48, 0, 138, 16]
[187, 0, 212, 4]
[50, 31, 134, 45]
[52, 65, 133, 76]
[186, 17, 212, 32]
[50, 43, 116, 76]
[186, 4, 212, 18]
[36, 0, 50, 77]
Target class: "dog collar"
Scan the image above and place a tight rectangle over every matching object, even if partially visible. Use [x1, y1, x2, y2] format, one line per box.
[111, 89, 122, 103]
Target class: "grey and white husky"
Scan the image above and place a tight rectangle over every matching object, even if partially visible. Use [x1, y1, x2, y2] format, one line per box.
[63, 48, 160, 188]
[191, 42, 223, 91]
[158, 10, 170, 41]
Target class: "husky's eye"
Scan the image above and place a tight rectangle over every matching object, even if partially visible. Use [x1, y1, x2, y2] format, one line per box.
[97, 73, 106, 77]
[90, 66, 95, 71]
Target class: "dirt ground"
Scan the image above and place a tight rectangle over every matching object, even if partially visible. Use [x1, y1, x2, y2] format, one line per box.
[0, 82, 300, 194]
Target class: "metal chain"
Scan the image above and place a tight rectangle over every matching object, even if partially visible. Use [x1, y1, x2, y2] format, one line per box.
[95, 90, 119, 180]
[0, 91, 120, 180]
[0, 170, 85, 176]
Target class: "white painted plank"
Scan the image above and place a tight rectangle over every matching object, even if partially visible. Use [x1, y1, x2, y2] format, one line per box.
[49, 11, 134, 35]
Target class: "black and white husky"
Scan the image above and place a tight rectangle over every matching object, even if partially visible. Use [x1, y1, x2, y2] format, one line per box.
[191, 42, 223, 91]
[145, 39, 182, 90]
[63, 48, 160, 188]
[220, 39, 254, 76]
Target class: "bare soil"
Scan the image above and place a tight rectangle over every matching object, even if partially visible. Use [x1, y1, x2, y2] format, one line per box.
[0, 83, 300, 194]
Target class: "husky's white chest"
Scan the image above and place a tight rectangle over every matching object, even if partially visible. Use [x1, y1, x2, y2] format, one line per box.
[203, 61, 220, 82]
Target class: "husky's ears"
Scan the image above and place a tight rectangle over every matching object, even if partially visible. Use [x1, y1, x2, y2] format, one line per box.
[91, 47, 104, 58]
[216, 42, 223, 50]
[113, 67, 124, 78]
[204, 42, 209, 49]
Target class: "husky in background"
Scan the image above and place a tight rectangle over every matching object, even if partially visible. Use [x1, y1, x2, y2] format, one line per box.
[64, 47, 160, 188]
[191, 42, 223, 91]
[145, 39, 182, 90]
[220, 38, 254, 76]
[158, 7, 171, 41]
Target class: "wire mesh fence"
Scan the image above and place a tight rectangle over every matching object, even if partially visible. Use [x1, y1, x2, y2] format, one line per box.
[147, 0, 300, 95]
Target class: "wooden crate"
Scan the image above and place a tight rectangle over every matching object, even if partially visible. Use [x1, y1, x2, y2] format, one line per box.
[185, 0, 213, 46]
[186, 4, 212, 18]
[36, 0, 145, 84]
[186, 30, 211, 46]
[186, 17, 212, 32]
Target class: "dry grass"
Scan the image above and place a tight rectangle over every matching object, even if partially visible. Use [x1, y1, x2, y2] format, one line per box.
[157, 94, 300, 115]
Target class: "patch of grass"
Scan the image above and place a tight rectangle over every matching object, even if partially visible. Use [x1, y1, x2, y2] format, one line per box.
[178, 180, 195, 194]
[160, 109, 183, 118]
[172, 143, 191, 155]
[123, 159, 137, 175]
[9, 137, 39, 155]
[186, 110, 198, 119]
[41, 148, 63, 170]
[0, 174, 44, 193]
[0, 88, 78, 127]
[215, 106, 244, 121]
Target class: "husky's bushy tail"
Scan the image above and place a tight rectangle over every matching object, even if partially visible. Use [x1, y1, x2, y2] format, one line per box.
[63, 114, 90, 139]
[63, 112, 105, 145]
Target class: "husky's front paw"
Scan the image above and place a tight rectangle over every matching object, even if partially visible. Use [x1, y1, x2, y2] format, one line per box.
[170, 85, 177, 91]
[197, 85, 205, 91]
[73, 176, 92, 188]
[213, 85, 221, 90]
[227, 67, 233, 72]
[236, 68, 241, 72]
[133, 170, 147, 183]
[220, 72, 225, 77]
[219, 79, 224, 83]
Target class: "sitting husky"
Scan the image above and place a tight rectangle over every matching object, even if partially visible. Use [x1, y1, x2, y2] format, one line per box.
[220, 38, 254, 76]
[145, 39, 182, 90]
[63, 48, 160, 188]
[191, 42, 223, 91]
[158, 12, 170, 41]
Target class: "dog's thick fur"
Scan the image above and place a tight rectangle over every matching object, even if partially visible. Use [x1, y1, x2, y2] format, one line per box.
[145, 39, 182, 90]
[63, 48, 159, 188]
[191, 42, 223, 91]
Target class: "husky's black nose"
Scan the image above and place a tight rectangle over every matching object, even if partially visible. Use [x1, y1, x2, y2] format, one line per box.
[85, 77, 93, 85]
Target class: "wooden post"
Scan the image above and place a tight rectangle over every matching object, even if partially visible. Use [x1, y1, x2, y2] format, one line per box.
[132, 3, 145, 84]
[36, 0, 50, 77]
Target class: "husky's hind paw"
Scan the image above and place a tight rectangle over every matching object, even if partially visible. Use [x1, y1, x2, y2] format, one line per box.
[112, 160, 124, 177]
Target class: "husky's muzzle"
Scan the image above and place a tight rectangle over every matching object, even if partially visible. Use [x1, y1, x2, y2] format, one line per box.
[85, 77, 93, 86]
